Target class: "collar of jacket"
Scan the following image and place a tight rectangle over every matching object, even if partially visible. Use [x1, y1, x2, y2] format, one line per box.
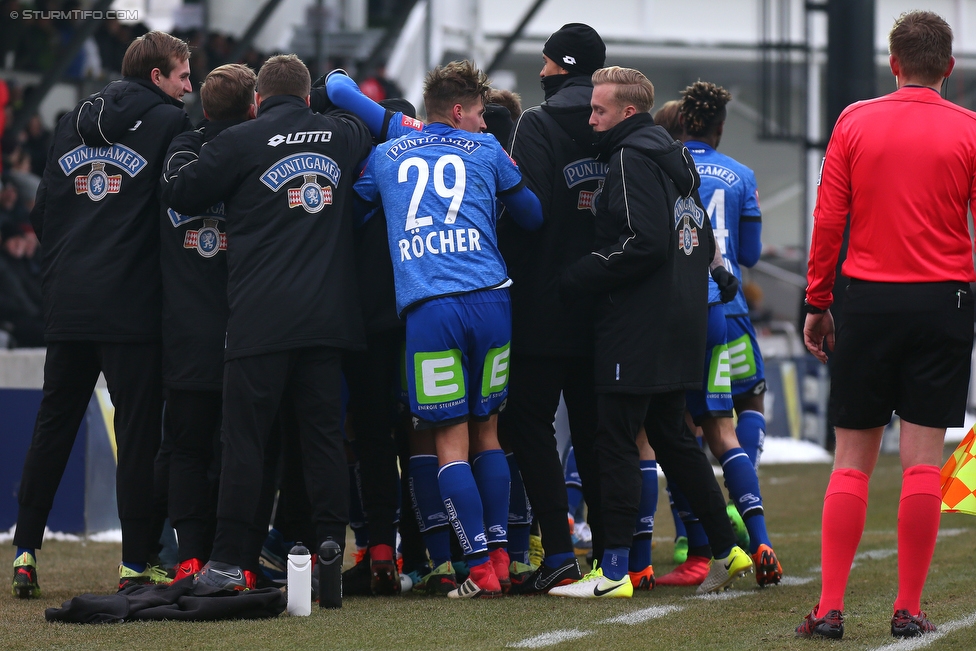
[202, 117, 247, 141]
[595, 112, 655, 157]
[542, 73, 591, 100]
[123, 76, 185, 108]
[257, 94, 308, 116]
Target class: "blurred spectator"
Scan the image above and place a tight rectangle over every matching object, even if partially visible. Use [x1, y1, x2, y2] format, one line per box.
[359, 66, 403, 102]
[1, 1, 25, 67]
[23, 114, 50, 178]
[95, 19, 133, 75]
[14, 10, 58, 73]
[742, 280, 773, 328]
[0, 177, 43, 347]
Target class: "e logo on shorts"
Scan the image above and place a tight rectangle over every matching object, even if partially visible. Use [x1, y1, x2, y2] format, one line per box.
[728, 334, 757, 380]
[707, 344, 732, 393]
[481, 343, 510, 398]
[415, 350, 465, 404]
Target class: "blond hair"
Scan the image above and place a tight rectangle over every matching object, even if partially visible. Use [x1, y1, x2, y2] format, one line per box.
[591, 66, 655, 113]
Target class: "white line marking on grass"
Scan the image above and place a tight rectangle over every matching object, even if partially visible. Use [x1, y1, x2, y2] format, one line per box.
[507, 629, 592, 648]
[691, 589, 756, 601]
[779, 576, 815, 586]
[856, 548, 897, 561]
[867, 611, 976, 651]
[599, 605, 683, 625]
[937, 528, 968, 539]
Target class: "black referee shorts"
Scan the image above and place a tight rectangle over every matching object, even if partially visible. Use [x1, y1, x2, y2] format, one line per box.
[829, 280, 974, 430]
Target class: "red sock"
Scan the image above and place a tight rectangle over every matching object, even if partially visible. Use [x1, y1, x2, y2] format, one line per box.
[893, 465, 941, 615]
[817, 468, 869, 616]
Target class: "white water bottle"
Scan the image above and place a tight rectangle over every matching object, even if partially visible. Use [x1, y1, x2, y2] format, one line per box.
[287, 542, 312, 616]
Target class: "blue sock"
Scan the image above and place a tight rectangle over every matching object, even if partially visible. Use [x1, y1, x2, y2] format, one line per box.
[544, 552, 575, 568]
[735, 410, 766, 469]
[601, 547, 629, 581]
[16, 547, 35, 559]
[565, 446, 584, 515]
[121, 561, 147, 573]
[408, 455, 452, 566]
[437, 461, 488, 557]
[471, 449, 510, 546]
[506, 453, 532, 565]
[721, 447, 771, 551]
[670, 484, 709, 553]
[629, 460, 657, 571]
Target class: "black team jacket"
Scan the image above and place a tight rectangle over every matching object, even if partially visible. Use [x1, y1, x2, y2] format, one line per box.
[31, 78, 190, 341]
[561, 113, 715, 393]
[159, 120, 242, 390]
[499, 75, 601, 358]
[161, 95, 373, 360]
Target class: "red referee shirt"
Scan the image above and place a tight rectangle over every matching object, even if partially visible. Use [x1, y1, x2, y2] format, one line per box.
[806, 85, 976, 308]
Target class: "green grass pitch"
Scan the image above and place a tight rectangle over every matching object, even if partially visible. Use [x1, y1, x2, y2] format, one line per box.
[5, 448, 976, 650]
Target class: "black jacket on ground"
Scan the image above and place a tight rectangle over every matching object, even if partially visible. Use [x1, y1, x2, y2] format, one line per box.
[32, 78, 190, 341]
[161, 95, 373, 360]
[561, 113, 715, 393]
[45, 580, 284, 623]
[160, 119, 240, 390]
[499, 76, 601, 357]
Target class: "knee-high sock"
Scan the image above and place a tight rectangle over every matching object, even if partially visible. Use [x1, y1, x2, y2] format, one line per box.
[507, 453, 532, 565]
[817, 468, 869, 616]
[437, 461, 488, 561]
[894, 465, 941, 615]
[408, 455, 451, 567]
[669, 482, 709, 555]
[720, 447, 770, 552]
[630, 460, 657, 571]
[565, 446, 584, 518]
[472, 449, 510, 547]
[736, 410, 765, 469]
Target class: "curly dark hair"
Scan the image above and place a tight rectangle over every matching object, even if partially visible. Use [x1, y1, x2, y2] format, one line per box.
[679, 80, 732, 138]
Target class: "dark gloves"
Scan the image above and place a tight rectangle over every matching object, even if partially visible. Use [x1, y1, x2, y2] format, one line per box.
[711, 265, 740, 303]
[310, 69, 350, 114]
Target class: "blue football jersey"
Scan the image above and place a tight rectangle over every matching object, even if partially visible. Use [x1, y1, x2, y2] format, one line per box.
[686, 141, 761, 316]
[355, 122, 524, 315]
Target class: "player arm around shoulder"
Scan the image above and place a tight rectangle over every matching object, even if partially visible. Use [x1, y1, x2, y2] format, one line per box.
[498, 180, 543, 232]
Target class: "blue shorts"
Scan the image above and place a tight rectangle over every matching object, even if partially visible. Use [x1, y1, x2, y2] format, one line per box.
[686, 304, 734, 424]
[405, 288, 511, 429]
[726, 314, 765, 397]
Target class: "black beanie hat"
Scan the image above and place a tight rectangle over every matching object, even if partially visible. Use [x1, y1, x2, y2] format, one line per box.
[543, 23, 606, 77]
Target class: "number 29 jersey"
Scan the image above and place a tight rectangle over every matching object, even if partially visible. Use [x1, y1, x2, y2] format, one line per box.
[355, 122, 525, 316]
[686, 141, 761, 317]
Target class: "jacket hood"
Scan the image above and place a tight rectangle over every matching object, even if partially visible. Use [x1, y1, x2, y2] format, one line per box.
[597, 112, 699, 198]
[541, 77, 599, 155]
[76, 78, 183, 147]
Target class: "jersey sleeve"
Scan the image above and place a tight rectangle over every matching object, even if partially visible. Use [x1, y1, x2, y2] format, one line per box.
[385, 112, 424, 140]
[806, 115, 853, 308]
[492, 141, 524, 195]
[353, 151, 381, 205]
[737, 169, 762, 267]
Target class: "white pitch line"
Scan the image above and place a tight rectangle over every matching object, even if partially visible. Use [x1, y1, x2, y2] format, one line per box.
[856, 549, 898, 561]
[866, 611, 976, 651]
[691, 589, 756, 601]
[507, 629, 592, 648]
[779, 576, 815, 586]
[600, 605, 683, 625]
[937, 528, 967, 539]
